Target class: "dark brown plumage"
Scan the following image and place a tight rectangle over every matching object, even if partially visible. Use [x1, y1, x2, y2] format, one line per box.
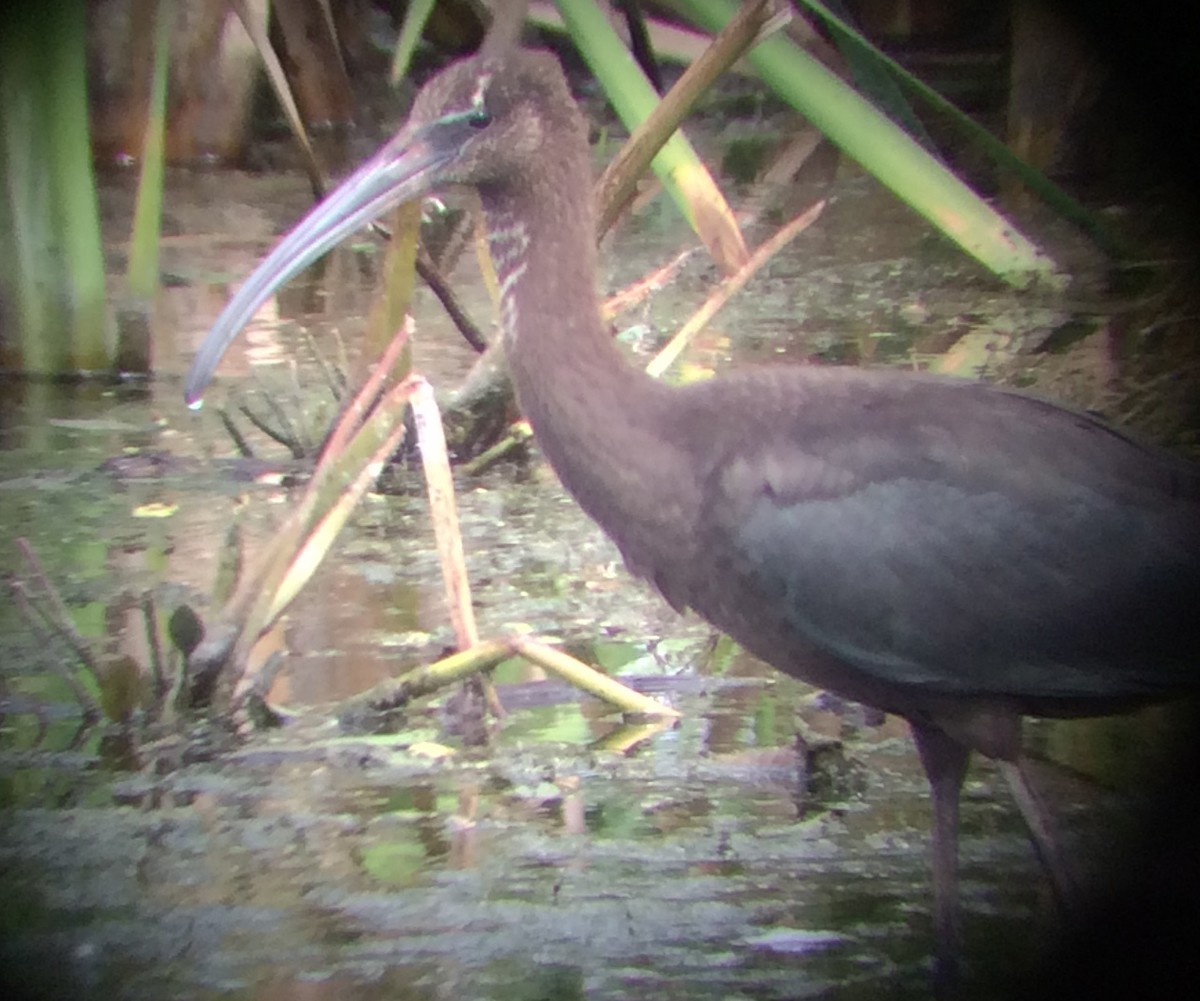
[185, 48, 1200, 991]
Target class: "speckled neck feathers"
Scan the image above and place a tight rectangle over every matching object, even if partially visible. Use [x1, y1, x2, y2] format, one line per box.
[471, 56, 696, 591]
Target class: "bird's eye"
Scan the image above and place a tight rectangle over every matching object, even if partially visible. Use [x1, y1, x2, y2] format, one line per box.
[467, 73, 493, 128]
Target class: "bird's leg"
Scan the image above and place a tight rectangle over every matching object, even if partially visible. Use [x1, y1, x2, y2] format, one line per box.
[910, 721, 971, 997]
[996, 758, 1081, 916]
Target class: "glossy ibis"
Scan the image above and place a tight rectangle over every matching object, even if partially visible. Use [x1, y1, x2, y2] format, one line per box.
[184, 47, 1200, 990]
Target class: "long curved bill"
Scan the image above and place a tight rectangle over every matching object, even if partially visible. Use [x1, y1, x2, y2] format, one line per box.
[184, 121, 451, 406]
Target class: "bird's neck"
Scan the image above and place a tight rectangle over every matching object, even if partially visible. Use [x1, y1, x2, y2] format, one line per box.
[480, 170, 694, 574]
[485, 178, 622, 404]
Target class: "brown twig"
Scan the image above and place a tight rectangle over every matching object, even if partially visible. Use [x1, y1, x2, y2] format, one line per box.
[417, 251, 490, 353]
[8, 568, 102, 718]
[141, 592, 167, 705]
[14, 538, 106, 688]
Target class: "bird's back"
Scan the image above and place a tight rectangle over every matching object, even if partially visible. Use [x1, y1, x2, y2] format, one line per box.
[652, 366, 1200, 719]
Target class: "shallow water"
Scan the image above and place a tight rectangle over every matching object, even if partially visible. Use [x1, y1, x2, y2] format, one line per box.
[0, 139, 1188, 999]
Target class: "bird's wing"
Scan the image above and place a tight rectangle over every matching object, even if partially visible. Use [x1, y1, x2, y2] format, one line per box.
[692, 374, 1199, 702]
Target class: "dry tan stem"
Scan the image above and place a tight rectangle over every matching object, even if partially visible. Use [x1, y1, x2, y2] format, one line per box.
[512, 635, 680, 718]
[647, 199, 826, 378]
[355, 638, 516, 712]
